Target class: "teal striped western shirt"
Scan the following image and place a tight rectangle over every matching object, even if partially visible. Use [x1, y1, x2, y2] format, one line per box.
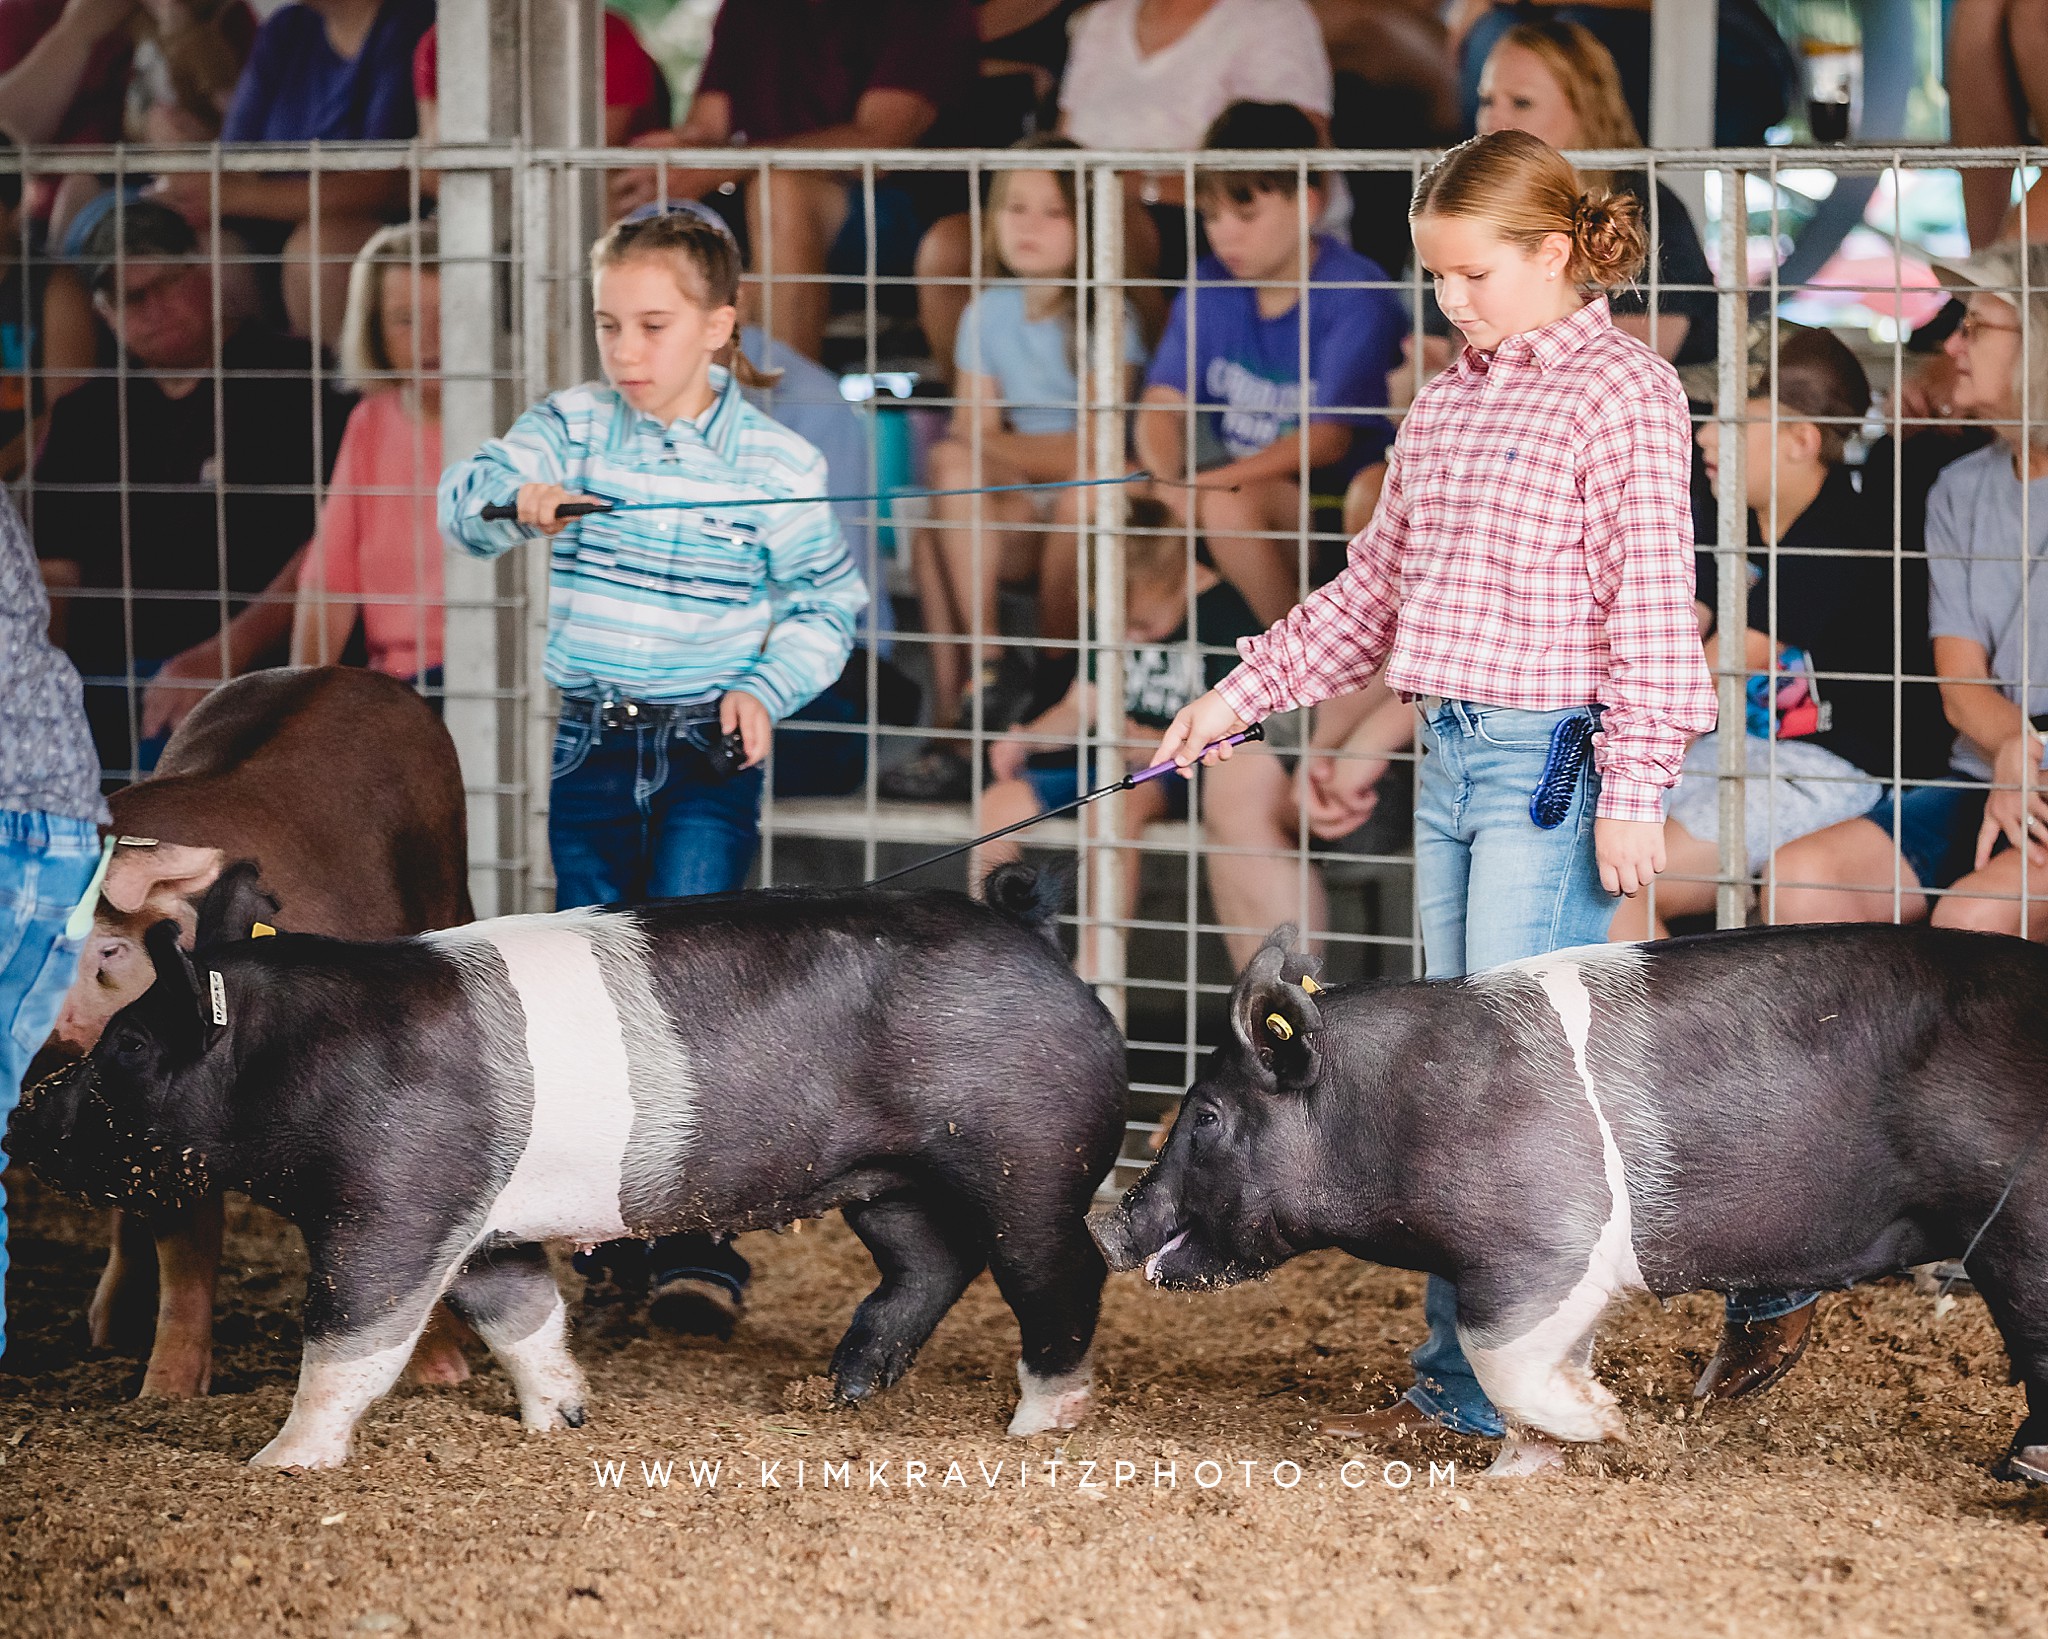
[438, 369, 867, 719]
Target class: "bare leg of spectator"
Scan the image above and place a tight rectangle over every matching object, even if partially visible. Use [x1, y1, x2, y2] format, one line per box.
[917, 437, 1044, 722]
[1196, 480, 1308, 628]
[915, 213, 975, 388]
[1930, 849, 2048, 937]
[1950, 0, 2027, 248]
[1035, 486, 1085, 656]
[2009, 0, 2048, 179]
[750, 171, 852, 365]
[1341, 460, 1387, 539]
[1203, 746, 1327, 972]
[1767, 818, 1929, 924]
[284, 214, 386, 348]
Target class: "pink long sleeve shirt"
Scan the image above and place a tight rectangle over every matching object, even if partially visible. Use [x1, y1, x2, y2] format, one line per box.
[1213, 297, 1717, 823]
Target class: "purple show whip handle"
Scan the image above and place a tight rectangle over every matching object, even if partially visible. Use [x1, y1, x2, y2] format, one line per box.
[1127, 722, 1265, 786]
[479, 500, 614, 522]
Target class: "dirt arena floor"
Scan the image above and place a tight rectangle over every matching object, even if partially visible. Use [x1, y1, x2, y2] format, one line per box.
[2, 1178, 2046, 1639]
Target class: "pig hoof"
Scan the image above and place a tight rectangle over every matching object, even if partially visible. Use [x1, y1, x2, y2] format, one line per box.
[1991, 1446, 2048, 1485]
[137, 1352, 213, 1400]
[1484, 1437, 1566, 1478]
[250, 1435, 350, 1471]
[1008, 1362, 1092, 1437]
[561, 1404, 587, 1429]
[405, 1310, 474, 1386]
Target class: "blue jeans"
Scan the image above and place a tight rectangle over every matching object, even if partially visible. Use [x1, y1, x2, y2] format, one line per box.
[548, 704, 764, 910]
[1403, 701, 1812, 1436]
[0, 811, 104, 1359]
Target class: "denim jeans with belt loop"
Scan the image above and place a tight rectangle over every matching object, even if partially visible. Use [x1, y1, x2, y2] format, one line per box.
[547, 697, 764, 910]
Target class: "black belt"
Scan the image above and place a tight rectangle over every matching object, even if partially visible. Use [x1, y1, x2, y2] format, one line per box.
[562, 694, 719, 733]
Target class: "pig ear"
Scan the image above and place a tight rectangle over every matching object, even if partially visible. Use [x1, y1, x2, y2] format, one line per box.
[1229, 929, 1324, 1092]
[192, 860, 280, 950]
[102, 842, 226, 927]
[141, 919, 213, 1059]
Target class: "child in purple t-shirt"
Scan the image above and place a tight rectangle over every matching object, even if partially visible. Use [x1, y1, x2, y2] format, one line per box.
[147, 0, 431, 347]
[1135, 102, 1406, 626]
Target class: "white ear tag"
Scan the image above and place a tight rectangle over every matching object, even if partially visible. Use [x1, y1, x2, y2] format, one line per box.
[208, 969, 228, 1027]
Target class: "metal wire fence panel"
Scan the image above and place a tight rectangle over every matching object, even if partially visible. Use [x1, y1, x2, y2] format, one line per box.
[10, 138, 2039, 1181]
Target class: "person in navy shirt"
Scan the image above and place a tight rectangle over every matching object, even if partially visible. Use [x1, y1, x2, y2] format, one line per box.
[1135, 102, 1407, 625]
[147, 0, 431, 346]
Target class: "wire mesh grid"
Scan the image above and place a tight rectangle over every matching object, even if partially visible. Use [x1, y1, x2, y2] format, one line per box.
[7, 137, 2040, 1183]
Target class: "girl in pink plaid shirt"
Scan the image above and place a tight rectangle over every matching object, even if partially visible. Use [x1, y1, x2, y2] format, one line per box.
[1158, 129, 1719, 1446]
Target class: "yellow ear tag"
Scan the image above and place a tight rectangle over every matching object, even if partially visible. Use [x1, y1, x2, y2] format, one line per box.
[1265, 1012, 1294, 1042]
[1300, 976, 1321, 995]
[251, 923, 277, 938]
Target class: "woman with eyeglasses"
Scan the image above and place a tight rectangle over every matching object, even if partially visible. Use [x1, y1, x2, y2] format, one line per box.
[1773, 243, 2048, 941]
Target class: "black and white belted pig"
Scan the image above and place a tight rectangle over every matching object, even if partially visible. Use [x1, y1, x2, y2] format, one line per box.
[5, 864, 1126, 1469]
[1091, 924, 2048, 1483]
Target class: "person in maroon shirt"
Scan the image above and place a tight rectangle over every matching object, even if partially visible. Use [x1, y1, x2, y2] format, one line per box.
[608, 0, 978, 364]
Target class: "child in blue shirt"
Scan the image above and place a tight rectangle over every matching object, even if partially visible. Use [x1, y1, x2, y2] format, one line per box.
[439, 207, 868, 1334]
[1135, 101, 1407, 626]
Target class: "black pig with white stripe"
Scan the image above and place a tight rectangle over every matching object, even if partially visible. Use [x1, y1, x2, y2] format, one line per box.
[1092, 925, 2048, 1483]
[7, 865, 1125, 1469]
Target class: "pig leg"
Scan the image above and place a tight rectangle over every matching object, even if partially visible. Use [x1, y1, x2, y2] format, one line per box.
[252, 1321, 436, 1470]
[1965, 1225, 2048, 1483]
[251, 1230, 471, 1469]
[831, 1193, 987, 1405]
[987, 1223, 1105, 1437]
[442, 1242, 589, 1432]
[137, 1193, 225, 1398]
[87, 1210, 157, 1352]
[1460, 1273, 1626, 1465]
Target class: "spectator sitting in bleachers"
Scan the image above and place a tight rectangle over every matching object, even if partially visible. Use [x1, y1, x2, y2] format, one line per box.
[608, 0, 979, 368]
[886, 138, 1146, 803]
[1772, 246, 2048, 939]
[1134, 101, 1405, 627]
[413, 10, 669, 162]
[0, 135, 94, 479]
[1448, 0, 1797, 148]
[0, 0, 254, 236]
[917, 0, 1336, 375]
[1472, 16, 1713, 364]
[972, 503, 1321, 971]
[291, 221, 442, 696]
[144, 0, 430, 348]
[33, 198, 350, 780]
[1609, 327, 1950, 941]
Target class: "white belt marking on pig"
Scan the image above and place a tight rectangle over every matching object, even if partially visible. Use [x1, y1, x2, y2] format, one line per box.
[1460, 951, 1646, 1444]
[470, 916, 637, 1244]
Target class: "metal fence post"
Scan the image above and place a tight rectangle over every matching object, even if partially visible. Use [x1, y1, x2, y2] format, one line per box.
[437, 0, 522, 916]
[1715, 164, 1749, 929]
[1087, 164, 1128, 1018]
[515, 0, 605, 911]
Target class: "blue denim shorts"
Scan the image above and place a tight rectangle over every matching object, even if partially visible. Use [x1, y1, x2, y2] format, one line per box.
[1860, 782, 1988, 892]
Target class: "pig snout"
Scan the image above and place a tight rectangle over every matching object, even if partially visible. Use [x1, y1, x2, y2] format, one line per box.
[1087, 1205, 1144, 1272]
[3, 1052, 86, 1168]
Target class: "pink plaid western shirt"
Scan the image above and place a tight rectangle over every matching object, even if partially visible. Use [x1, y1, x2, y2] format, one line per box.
[1214, 297, 1716, 823]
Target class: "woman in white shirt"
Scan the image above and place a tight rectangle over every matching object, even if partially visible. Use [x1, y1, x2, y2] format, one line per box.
[916, 0, 1334, 375]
